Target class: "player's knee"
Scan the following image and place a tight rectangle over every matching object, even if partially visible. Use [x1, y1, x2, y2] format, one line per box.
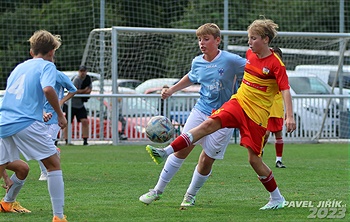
[248, 153, 261, 167]
[10, 161, 29, 179]
[201, 118, 220, 134]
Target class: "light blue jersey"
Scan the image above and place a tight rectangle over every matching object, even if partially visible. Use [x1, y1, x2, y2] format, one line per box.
[44, 71, 77, 125]
[188, 50, 246, 116]
[0, 58, 57, 138]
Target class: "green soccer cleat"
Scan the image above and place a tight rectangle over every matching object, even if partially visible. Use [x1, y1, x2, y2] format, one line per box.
[146, 145, 167, 165]
[180, 193, 196, 207]
[259, 197, 285, 210]
[139, 189, 162, 205]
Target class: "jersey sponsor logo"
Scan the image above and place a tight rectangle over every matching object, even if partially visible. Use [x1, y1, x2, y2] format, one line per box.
[206, 64, 217, 68]
[242, 79, 268, 92]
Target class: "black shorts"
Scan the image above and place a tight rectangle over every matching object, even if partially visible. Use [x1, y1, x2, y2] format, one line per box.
[63, 104, 88, 123]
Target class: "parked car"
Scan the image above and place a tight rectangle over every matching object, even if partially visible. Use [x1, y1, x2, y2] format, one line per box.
[63, 71, 141, 90]
[71, 93, 160, 140]
[92, 79, 142, 90]
[136, 78, 201, 125]
[62, 71, 101, 82]
[71, 86, 182, 141]
[135, 78, 180, 94]
[287, 71, 339, 136]
[294, 65, 350, 95]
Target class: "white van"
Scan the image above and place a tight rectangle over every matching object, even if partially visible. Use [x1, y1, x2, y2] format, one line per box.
[286, 71, 339, 136]
[294, 65, 350, 95]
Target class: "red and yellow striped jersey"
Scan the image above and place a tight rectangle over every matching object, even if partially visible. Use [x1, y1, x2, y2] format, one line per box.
[269, 92, 284, 118]
[232, 49, 289, 127]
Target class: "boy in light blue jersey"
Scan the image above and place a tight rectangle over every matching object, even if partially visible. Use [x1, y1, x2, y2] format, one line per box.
[0, 30, 68, 222]
[38, 70, 77, 181]
[139, 23, 246, 206]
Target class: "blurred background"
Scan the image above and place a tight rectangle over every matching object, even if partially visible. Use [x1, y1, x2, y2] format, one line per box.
[0, 0, 348, 89]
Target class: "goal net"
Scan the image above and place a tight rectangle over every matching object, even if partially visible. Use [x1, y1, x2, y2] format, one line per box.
[81, 27, 349, 142]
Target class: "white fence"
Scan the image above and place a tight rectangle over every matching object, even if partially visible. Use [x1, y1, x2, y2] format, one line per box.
[60, 94, 349, 145]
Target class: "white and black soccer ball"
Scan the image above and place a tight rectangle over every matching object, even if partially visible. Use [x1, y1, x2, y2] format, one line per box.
[146, 116, 175, 143]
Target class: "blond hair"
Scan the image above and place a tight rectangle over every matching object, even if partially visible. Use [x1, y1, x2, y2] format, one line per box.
[247, 18, 278, 43]
[28, 30, 61, 56]
[196, 23, 221, 39]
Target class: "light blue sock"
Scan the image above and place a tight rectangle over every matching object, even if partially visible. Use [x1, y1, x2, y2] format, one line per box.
[47, 170, 64, 218]
[4, 174, 25, 202]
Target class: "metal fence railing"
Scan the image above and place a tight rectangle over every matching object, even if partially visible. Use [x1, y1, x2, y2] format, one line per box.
[60, 94, 349, 145]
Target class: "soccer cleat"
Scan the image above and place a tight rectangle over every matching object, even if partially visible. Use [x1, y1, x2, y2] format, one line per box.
[38, 172, 48, 181]
[139, 189, 162, 204]
[275, 161, 286, 168]
[0, 199, 31, 213]
[52, 215, 68, 222]
[180, 193, 196, 207]
[145, 145, 167, 165]
[259, 196, 285, 210]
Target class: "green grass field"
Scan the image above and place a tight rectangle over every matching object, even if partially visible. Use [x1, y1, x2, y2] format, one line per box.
[0, 143, 349, 222]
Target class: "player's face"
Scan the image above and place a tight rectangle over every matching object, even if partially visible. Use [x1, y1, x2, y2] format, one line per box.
[248, 31, 268, 54]
[197, 34, 219, 54]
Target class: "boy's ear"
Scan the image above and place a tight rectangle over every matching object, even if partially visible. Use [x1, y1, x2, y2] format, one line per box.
[216, 36, 221, 45]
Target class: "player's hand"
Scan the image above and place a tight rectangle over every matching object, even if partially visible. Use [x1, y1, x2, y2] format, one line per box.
[43, 112, 52, 122]
[2, 178, 13, 193]
[285, 116, 296, 133]
[161, 86, 172, 100]
[58, 115, 67, 129]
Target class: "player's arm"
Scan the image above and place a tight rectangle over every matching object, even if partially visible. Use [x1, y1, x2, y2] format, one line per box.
[162, 74, 192, 99]
[59, 92, 76, 106]
[44, 86, 67, 129]
[281, 89, 296, 133]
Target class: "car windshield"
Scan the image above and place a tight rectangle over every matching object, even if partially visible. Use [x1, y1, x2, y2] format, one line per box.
[289, 76, 331, 95]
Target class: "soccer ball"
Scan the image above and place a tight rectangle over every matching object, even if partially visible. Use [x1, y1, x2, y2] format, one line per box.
[146, 116, 175, 143]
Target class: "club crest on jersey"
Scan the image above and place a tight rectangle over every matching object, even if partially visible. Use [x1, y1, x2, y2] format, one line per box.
[262, 67, 270, 75]
[218, 68, 224, 76]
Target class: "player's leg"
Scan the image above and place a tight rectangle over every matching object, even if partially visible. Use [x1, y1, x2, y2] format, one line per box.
[16, 121, 66, 220]
[180, 127, 232, 206]
[146, 117, 222, 165]
[146, 100, 242, 165]
[1, 160, 31, 213]
[242, 120, 285, 210]
[274, 130, 285, 168]
[139, 145, 195, 204]
[38, 124, 62, 181]
[140, 109, 203, 204]
[262, 130, 271, 157]
[0, 137, 30, 213]
[181, 151, 214, 207]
